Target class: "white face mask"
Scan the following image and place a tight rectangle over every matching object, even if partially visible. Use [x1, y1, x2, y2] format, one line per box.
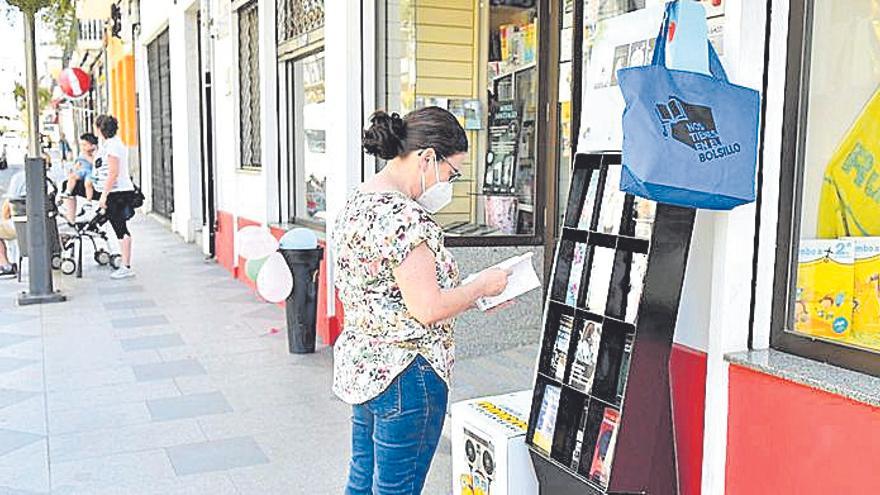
[416, 157, 453, 213]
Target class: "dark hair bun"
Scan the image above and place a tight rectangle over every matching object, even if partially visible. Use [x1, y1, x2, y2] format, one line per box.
[363, 111, 406, 160]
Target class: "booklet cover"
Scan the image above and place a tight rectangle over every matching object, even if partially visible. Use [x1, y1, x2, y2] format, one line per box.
[587, 247, 616, 314]
[795, 239, 854, 340]
[551, 315, 575, 382]
[570, 402, 591, 473]
[532, 384, 562, 455]
[589, 407, 621, 487]
[576, 171, 601, 230]
[463, 252, 541, 311]
[598, 166, 627, 235]
[852, 237, 880, 348]
[566, 243, 589, 306]
[616, 335, 634, 400]
[625, 253, 648, 323]
[569, 321, 602, 392]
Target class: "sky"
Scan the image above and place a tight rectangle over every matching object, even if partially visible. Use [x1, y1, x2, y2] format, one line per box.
[0, 1, 63, 124]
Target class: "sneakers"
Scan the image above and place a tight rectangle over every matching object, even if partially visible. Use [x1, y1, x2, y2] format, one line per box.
[110, 266, 135, 280]
[0, 264, 16, 278]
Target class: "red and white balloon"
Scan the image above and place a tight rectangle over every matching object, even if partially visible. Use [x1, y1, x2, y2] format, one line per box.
[58, 68, 92, 100]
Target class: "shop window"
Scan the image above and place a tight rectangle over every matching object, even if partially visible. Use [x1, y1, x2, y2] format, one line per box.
[376, 0, 548, 245]
[774, 0, 880, 375]
[277, 0, 324, 58]
[238, 1, 261, 169]
[285, 51, 327, 226]
[555, 0, 575, 233]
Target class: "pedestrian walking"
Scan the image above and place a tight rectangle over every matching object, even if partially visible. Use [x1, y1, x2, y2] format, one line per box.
[333, 107, 510, 495]
[58, 132, 71, 161]
[93, 115, 137, 279]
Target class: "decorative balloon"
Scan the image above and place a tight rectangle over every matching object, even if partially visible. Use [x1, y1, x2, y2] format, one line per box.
[58, 68, 92, 100]
[245, 257, 268, 281]
[256, 252, 293, 304]
[237, 226, 293, 303]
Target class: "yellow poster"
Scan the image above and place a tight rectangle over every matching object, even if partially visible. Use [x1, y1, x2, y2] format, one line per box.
[817, 90, 880, 239]
[795, 240, 854, 340]
[853, 238, 880, 348]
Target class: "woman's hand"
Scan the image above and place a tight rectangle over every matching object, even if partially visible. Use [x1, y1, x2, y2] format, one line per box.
[474, 268, 510, 298]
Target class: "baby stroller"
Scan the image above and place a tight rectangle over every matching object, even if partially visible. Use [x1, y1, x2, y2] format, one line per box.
[59, 204, 121, 276]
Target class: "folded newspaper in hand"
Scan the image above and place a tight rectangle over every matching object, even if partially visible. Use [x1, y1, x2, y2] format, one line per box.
[463, 252, 541, 311]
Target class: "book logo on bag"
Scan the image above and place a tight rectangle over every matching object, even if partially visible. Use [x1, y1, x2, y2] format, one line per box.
[655, 96, 741, 163]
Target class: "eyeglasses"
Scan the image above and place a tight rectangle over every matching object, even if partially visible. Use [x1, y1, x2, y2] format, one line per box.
[440, 157, 462, 183]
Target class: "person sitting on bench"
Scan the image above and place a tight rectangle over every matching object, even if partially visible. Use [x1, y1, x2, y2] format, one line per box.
[0, 168, 26, 278]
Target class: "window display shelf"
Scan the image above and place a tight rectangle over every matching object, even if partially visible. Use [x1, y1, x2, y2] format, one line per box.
[491, 61, 538, 82]
[526, 152, 696, 494]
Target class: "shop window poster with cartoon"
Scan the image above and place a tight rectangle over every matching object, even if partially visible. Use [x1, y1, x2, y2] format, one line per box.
[795, 239, 854, 340]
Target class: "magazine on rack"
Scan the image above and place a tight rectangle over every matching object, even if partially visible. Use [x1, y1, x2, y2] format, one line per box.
[569, 321, 603, 392]
[551, 315, 575, 382]
[589, 407, 621, 486]
[587, 247, 616, 314]
[570, 402, 591, 472]
[532, 384, 562, 455]
[566, 243, 589, 306]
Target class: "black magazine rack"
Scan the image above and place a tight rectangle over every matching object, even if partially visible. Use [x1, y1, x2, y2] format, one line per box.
[526, 152, 695, 494]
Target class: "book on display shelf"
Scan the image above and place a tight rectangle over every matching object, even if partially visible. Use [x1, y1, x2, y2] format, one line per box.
[587, 247, 615, 314]
[532, 384, 562, 455]
[566, 243, 589, 306]
[568, 321, 602, 393]
[616, 335, 635, 400]
[569, 402, 591, 473]
[551, 315, 575, 382]
[598, 166, 627, 235]
[589, 407, 621, 487]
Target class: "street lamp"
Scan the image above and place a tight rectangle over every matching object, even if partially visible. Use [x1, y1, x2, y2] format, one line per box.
[8, 0, 66, 305]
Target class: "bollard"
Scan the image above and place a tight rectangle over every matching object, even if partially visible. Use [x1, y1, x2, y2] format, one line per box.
[278, 228, 324, 354]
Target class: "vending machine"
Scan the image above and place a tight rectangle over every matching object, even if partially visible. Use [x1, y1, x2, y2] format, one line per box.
[450, 391, 539, 495]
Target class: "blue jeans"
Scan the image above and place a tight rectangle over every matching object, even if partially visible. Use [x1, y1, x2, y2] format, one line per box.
[345, 355, 449, 495]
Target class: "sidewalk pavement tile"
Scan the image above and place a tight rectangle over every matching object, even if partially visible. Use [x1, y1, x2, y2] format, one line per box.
[110, 315, 170, 330]
[0, 357, 38, 374]
[147, 391, 233, 422]
[0, 389, 39, 410]
[133, 359, 207, 382]
[0, 394, 46, 435]
[227, 458, 347, 495]
[103, 299, 158, 311]
[49, 418, 206, 463]
[97, 285, 145, 296]
[47, 380, 180, 412]
[0, 333, 35, 349]
[166, 436, 269, 476]
[0, 439, 49, 494]
[196, 401, 349, 441]
[48, 401, 151, 435]
[120, 333, 184, 351]
[0, 314, 39, 327]
[0, 429, 43, 457]
[46, 366, 137, 392]
[50, 449, 177, 492]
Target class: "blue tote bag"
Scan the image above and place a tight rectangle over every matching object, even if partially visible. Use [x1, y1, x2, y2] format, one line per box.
[617, 2, 760, 210]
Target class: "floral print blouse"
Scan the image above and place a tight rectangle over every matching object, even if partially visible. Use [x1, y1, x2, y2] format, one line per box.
[332, 190, 460, 405]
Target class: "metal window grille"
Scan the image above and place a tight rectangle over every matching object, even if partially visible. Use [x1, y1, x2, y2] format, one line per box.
[238, 1, 261, 168]
[277, 0, 324, 44]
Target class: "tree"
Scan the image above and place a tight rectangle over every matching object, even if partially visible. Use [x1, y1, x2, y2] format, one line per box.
[13, 81, 51, 113]
[7, 1, 78, 64]
[40, 0, 77, 65]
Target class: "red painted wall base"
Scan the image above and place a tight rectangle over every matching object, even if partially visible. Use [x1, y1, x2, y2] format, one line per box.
[670, 344, 707, 495]
[727, 364, 880, 494]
